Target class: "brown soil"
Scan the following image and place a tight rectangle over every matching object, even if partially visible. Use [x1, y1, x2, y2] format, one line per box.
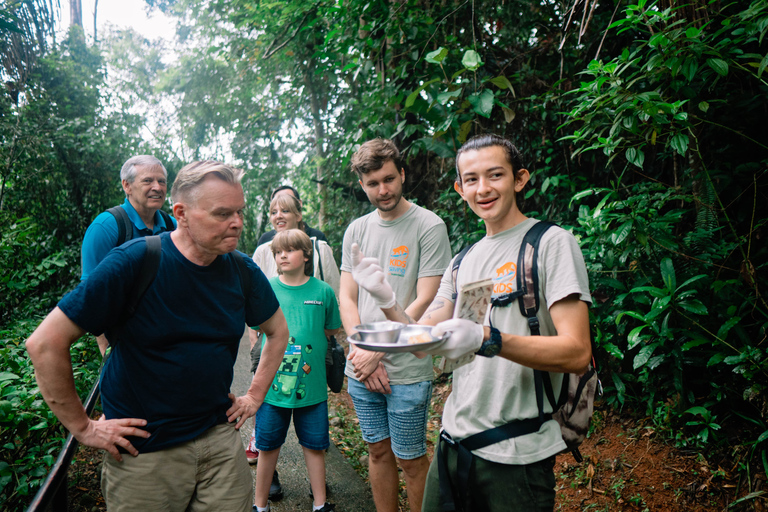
[66, 382, 765, 512]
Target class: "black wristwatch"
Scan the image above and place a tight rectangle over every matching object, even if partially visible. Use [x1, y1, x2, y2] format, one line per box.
[476, 326, 502, 357]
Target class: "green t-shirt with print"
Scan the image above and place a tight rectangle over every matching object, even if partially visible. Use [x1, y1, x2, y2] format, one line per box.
[262, 276, 341, 408]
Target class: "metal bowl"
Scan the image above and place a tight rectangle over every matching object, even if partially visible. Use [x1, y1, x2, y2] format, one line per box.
[354, 321, 405, 344]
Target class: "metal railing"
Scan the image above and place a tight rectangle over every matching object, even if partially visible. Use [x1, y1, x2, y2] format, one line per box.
[26, 380, 101, 512]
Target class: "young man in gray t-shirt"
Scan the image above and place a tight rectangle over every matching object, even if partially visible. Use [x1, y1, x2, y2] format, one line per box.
[340, 139, 451, 512]
[350, 134, 592, 511]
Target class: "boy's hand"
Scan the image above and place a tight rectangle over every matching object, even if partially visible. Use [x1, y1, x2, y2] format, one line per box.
[351, 243, 396, 309]
[226, 393, 261, 430]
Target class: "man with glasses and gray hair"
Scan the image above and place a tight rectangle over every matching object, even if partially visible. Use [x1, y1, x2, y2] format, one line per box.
[27, 160, 289, 512]
[81, 155, 177, 354]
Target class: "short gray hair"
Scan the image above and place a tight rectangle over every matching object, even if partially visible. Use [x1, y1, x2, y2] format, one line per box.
[120, 155, 167, 183]
[170, 160, 244, 205]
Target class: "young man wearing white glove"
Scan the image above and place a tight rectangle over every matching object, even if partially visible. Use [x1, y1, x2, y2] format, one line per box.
[339, 139, 451, 512]
[350, 134, 592, 512]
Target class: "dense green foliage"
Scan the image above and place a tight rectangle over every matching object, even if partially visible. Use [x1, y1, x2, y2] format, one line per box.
[1, 0, 767, 507]
[0, 3, 174, 509]
[0, 320, 101, 510]
[140, 0, 768, 475]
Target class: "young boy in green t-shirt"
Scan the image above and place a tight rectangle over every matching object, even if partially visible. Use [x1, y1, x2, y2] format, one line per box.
[253, 229, 341, 512]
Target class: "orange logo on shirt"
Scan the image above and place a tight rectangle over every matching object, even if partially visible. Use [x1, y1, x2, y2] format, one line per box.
[389, 245, 409, 276]
[496, 261, 516, 278]
[493, 261, 517, 295]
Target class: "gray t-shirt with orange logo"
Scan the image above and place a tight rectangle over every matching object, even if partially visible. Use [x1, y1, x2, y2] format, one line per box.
[436, 218, 592, 464]
[341, 203, 451, 384]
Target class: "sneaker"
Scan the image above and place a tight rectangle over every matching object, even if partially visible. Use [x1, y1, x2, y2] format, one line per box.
[269, 470, 283, 501]
[245, 435, 258, 465]
[313, 503, 335, 512]
[252, 506, 269, 512]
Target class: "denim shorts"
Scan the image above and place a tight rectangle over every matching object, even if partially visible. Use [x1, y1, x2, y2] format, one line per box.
[347, 378, 432, 460]
[255, 401, 330, 452]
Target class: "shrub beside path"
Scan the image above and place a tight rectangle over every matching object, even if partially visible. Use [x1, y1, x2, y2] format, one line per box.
[232, 329, 376, 512]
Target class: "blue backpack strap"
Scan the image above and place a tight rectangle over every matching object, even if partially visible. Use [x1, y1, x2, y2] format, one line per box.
[107, 205, 132, 246]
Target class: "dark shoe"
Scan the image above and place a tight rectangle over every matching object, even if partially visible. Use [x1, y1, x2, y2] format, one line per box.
[269, 470, 283, 501]
[313, 503, 335, 512]
[309, 482, 331, 498]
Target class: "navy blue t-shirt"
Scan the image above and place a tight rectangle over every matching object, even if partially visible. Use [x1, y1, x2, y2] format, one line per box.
[58, 231, 279, 453]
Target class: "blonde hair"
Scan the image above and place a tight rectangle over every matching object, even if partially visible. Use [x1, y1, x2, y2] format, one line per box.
[170, 160, 244, 205]
[269, 194, 305, 232]
[271, 229, 314, 276]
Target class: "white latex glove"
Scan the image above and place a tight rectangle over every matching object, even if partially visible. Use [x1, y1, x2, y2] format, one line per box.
[429, 318, 485, 359]
[351, 243, 396, 309]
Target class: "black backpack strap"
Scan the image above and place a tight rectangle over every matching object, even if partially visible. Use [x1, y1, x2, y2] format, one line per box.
[125, 236, 162, 320]
[451, 245, 474, 301]
[158, 209, 175, 232]
[515, 221, 555, 327]
[107, 235, 162, 355]
[513, 222, 562, 421]
[107, 206, 132, 246]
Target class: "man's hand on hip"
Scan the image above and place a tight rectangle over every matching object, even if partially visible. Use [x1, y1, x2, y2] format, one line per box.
[77, 416, 150, 462]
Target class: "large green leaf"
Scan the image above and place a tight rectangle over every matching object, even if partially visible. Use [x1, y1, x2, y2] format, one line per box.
[626, 147, 645, 168]
[426, 47, 448, 64]
[488, 75, 514, 93]
[634, 343, 657, 369]
[405, 79, 440, 108]
[437, 88, 462, 105]
[612, 220, 633, 245]
[468, 89, 494, 118]
[716, 316, 740, 341]
[707, 58, 729, 76]
[462, 50, 484, 71]
[670, 133, 689, 156]
[678, 300, 708, 315]
[660, 258, 676, 292]
[627, 325, 648, 350]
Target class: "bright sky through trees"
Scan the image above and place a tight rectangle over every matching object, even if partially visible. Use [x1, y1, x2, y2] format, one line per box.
[63, 0, 173, 40]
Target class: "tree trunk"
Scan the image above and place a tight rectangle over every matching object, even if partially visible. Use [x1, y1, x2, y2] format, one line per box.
[304, 64, 327, 230]
[70, 0, 83, 28]
[93, 0, 99, 42]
